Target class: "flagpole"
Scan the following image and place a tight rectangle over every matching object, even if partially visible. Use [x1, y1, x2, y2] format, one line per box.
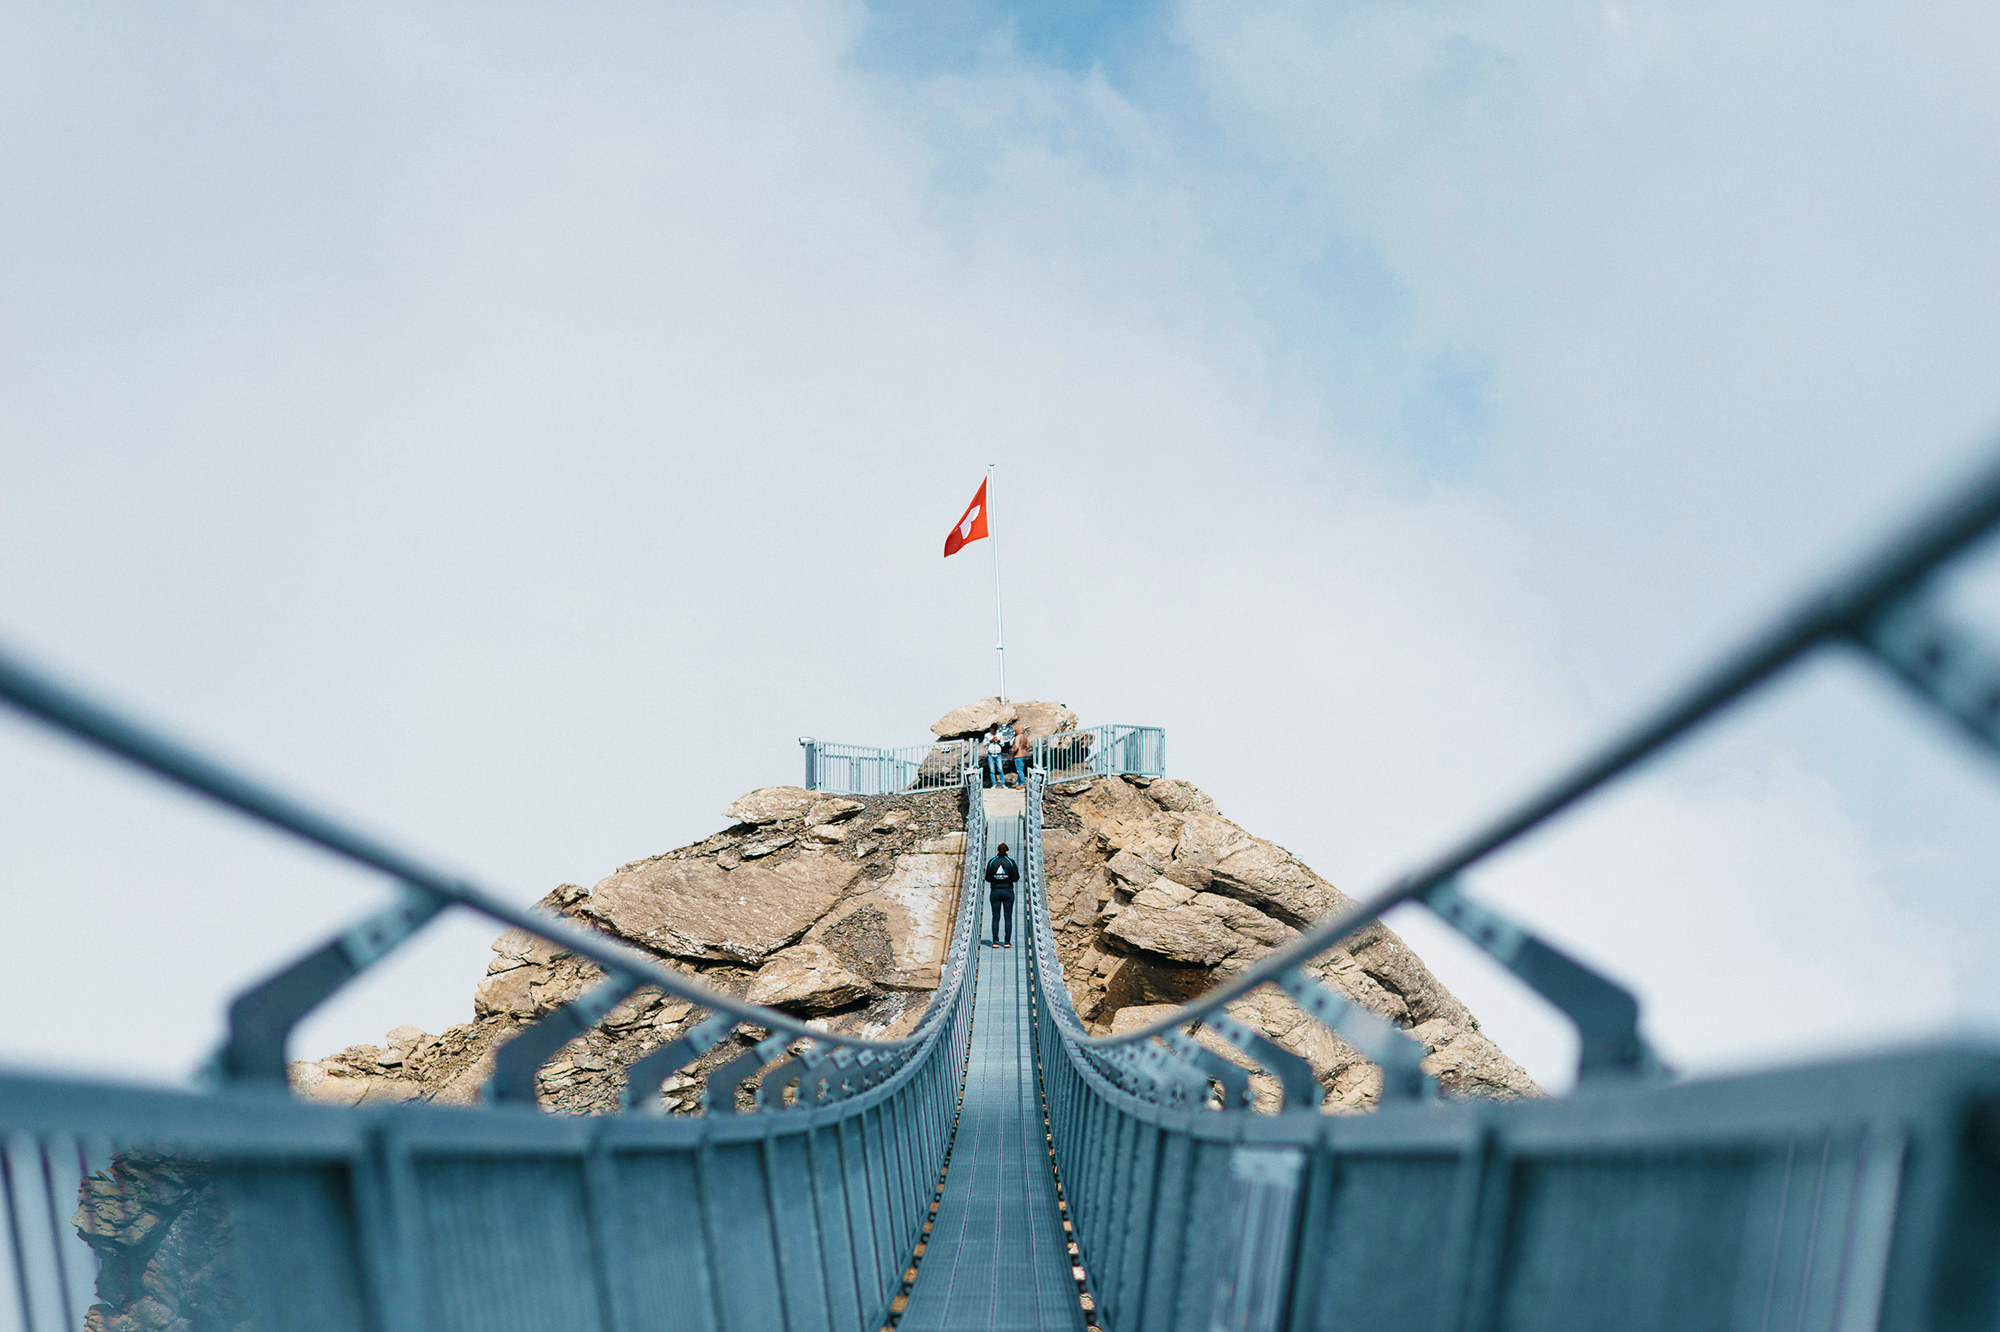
[989, 462, 1007, 701]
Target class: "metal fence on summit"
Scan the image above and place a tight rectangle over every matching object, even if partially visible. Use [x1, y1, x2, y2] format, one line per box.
[801, 737, 973, 795]
[799, 726, 1167, 797]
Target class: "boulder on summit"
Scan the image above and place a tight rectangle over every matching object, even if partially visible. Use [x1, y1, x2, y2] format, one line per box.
[929, 697, 1078, 740]
[579, 854, 860, 964]
[723, 786, 817, 825]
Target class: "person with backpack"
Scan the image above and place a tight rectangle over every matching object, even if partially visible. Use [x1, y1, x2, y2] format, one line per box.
[984, 841, 1019, 948]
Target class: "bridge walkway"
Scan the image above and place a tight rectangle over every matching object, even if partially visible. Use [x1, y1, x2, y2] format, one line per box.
[898, 786, 1082, 1332]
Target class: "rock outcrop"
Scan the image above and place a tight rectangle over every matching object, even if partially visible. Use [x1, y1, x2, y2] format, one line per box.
[278, 768, 1535, 1118]
[287, 785, 970, 1117]
[929, 697, 1079, 741]
[1040, 774, 1539, 1110]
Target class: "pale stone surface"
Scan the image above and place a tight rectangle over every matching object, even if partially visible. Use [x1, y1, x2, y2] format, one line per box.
[867, 852, 963, 975]
[740, 836, 793, 858]
[809, 822, 849, 843]
[1102, 896, 1239, 967]
[1411, 1019, 1539, 1099]
[580, 854, 859, 963]
[1009, 700, 1079, 739]
[928, 697, 1078, 739]
[930, 697, 1012, 738]
[1102, 890, 1292, 969]
[723, 786, 818, 825]
[806, 798, 865, 826]
[1107, 1003, 1184, 1036]
[291, 1063, 426, 1107]
[1147, 779, 1219, 816]
[473, 965, 542, 1019]
[487, 927, 561, 973]
[1205, 837, 1345, 929]
[746, 942, 876, 1013]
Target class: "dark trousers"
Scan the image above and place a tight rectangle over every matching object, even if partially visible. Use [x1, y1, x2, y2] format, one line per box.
[988, 891, 1015, 944]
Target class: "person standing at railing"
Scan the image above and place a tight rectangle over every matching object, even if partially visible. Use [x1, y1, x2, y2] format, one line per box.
[984, 841, 1018, 948]
[982, 723, 1007, 788]
[1006, 727, 1030, 788]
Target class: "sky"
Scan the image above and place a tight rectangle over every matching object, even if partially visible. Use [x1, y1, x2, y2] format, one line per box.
[2, 0, 1999, 1094]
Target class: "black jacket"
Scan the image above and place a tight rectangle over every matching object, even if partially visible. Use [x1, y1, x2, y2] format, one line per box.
[983, 854, 1019, 891]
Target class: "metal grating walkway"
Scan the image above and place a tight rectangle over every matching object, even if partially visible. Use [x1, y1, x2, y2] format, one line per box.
[898, 789, 1083, 1332]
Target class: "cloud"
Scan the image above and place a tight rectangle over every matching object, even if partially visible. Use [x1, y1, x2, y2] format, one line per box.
[0, 0, 1995, 1089]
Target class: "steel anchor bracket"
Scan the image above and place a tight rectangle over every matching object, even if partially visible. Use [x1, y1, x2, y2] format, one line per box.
[620, 1011, 738, 1113]
[1275, 966, 1433, 1102]
[1421, 877, 1656, 1082]
[487, 971, 643, 1105]
[1856, 593, 2000, 761]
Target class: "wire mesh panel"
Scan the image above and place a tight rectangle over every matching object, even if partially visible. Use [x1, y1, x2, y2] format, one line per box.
[802, 741, 970, 795]
[218, 1164, 374, 1332]
[1286, 1154, 1463, 1332]
[1490, 1151, 1765, 1332]
[1034, 726, 1165, 785]
[415, 1157, 607, 1332]
[599, 1151, 720, 1332]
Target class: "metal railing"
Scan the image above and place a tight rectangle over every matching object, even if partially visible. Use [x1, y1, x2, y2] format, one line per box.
[1032, 724, 1165, 784]
[0, 636, 994, 1329]
[800, 737, 970, 795]
[803, 724, 1167, 796]
[1018, 444, 2000, 1331]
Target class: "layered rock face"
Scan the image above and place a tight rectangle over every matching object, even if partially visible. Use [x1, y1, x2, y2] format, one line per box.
[290, 786, 969, 1114]
[288, 767, 1533, 1118]
[74, 1155, 246, 1332]
[1042, 775, 1539, 1110]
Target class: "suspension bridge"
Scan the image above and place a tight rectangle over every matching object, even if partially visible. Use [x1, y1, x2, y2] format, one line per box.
[3, 453, 2000, 1331]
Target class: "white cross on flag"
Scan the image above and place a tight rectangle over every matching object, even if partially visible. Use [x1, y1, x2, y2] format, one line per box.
[943, 479, 990, 557]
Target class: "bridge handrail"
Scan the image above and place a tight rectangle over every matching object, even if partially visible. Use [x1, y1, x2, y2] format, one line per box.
[0, 644, 992, 1103]
[1053, 446, 2000, 1080]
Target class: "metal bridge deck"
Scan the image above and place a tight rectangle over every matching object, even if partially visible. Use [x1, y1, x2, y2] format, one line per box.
[899, 789, 1083, 1332]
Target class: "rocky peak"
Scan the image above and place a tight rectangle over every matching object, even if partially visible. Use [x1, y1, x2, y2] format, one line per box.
[1042, 774, 1538, 1109]
[286, 762, 1535, 1119]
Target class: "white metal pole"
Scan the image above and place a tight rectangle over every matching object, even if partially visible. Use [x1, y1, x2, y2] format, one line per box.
[990, 462, 1007, 701]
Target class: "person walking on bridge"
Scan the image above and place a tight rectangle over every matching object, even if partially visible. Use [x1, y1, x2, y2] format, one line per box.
[984, 841, 1019, 948]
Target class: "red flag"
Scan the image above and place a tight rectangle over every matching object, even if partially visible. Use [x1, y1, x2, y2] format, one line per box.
[943, 478, 990, 557]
